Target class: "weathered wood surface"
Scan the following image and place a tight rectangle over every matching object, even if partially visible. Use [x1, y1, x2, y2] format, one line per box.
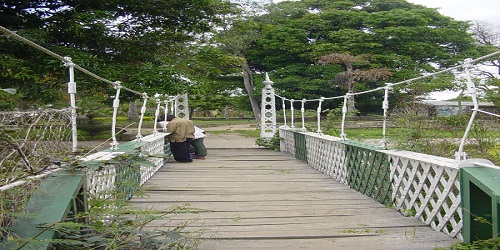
[128, 133, 457, 249]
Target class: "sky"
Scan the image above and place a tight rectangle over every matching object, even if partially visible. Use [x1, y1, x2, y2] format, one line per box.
[407, 0, 500, 28]
[406, 0, 500, 100]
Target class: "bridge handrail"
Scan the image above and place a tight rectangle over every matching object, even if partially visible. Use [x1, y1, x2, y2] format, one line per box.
[81, 133, 170, 199]
[263, 50, 500, 163]
[280, 128, 464, 240]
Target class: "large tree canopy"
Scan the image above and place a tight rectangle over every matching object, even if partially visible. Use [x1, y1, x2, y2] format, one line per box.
[240, 0, 485, 113]
[0, 0, 232, 109]
[1, 0, 495, 116]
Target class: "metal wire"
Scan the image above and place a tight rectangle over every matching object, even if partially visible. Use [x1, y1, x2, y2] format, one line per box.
[0, 26, 150, 99]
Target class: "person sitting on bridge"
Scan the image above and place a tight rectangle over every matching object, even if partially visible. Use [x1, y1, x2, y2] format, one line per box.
[192, 126, 207, 160]
[165, 114, 195, 162]
[158, 114, 207, 160]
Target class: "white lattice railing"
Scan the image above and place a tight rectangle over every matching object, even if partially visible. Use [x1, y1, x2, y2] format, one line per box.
[81, 133, 169, 198]
[279, 127, 297, 156]
[305, 132, 348, 185]
[280, 127, 465, 240]
[386, 150, 462, 240]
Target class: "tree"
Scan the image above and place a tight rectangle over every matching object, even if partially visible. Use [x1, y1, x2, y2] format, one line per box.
[0, 0, 232, 110]
[215, 0, 269, 121]
[469, 21, 500, 105]
[237, 0, 483, 113]
[318, 53, 393, 112]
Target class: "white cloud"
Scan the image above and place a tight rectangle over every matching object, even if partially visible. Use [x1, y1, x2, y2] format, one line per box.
[407, 0, 500, 28]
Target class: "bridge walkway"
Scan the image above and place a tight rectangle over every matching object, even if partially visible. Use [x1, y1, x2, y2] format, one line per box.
[128, 132, 457, 250]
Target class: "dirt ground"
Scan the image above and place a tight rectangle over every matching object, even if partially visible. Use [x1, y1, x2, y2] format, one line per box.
[77, 123, 259, 152]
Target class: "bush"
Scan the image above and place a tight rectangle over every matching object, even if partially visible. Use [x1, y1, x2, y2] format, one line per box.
[256, 133, 281, 151]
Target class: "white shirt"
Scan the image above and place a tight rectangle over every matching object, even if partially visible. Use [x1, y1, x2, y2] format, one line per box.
[194, 126, 206, 139]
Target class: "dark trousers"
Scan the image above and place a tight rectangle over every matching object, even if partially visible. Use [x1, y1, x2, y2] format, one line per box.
[170, 138, 193, 162]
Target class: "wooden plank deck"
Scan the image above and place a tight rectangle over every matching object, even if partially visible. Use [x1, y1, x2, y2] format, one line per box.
[128, 133, 458, 249]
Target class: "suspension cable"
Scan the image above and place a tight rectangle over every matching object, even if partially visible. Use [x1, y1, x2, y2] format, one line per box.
[0, 25, 150, 99]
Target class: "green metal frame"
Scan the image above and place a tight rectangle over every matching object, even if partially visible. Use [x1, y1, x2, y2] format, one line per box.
[4, 171, 86, 249]
[461, 167, 500, 243]
[343, 141, 392, 206]
[294, 132, 307, 163]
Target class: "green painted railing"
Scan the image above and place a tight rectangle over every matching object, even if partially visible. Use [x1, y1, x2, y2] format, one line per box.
[460, 162, 500, 243]
[343, 141, 392, 206]
[3, 171, 87, 250]
[294, 132, 307, 163]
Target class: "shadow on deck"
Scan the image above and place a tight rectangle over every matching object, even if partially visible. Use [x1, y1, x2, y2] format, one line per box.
[128, 132, 457, 250]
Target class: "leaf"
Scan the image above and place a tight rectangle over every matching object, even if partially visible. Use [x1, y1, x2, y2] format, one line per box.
[167, 231, 183, 240]
[133, 158, 156, 168]
[1, 88, 17, 94]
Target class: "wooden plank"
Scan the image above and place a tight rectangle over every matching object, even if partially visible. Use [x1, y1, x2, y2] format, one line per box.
[128, 140, 458, 249]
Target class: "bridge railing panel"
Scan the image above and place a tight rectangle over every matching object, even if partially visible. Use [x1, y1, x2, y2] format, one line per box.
[82, 133, 169, 199]
[279, 128, 296, 156]
[344, 141, 392, 206]
[304, 133, 347, 184]
[386, 150, 462, 240]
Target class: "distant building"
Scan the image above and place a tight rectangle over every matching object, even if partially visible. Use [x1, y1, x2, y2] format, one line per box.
[420, 100, 497, 117]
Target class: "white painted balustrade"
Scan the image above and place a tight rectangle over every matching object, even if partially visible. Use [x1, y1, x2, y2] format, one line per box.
[81, 133, 169, 199]
[280, 128, 464, 240]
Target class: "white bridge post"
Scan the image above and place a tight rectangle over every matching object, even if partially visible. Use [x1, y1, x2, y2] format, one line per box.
[175, 93, 189, 119]
[64, 57, 78, 153]
[260, 73, 277, 138]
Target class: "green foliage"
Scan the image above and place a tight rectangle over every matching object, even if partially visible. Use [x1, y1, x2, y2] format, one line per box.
[1, 0, 233, 109]
[255, 133, 281, 151]
[391, 105, 499, 164]
[437, 237, 500, 250]
[233, 0, 485, 113]
[485, 78, 500, 105]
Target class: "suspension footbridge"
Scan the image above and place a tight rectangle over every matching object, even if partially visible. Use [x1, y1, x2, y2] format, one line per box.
[1, 25, 499, 249]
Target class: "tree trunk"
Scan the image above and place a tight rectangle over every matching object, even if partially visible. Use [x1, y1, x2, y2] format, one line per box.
[242, 64, 261, 122]
[127, 101, 139, 121]
[346, 65, 356, 114]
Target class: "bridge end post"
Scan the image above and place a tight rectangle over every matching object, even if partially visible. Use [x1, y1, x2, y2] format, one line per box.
[260, 73, 277, 138]
[459, 159, 500, 244]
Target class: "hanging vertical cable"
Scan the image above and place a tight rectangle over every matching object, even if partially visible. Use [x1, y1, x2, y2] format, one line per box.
[153, 93, 162, 134]
[340, 94, 349, 140]
[136, 93, 148, 140]
[63, 57, 78, 153]
[457, 59, 478, 163]
[317, 97, 325, 134]
[110, 81, 121, 150]
[381, 83, 392, 149]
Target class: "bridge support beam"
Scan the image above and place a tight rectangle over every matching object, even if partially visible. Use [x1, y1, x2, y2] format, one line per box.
[260, 73, 276, 138]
